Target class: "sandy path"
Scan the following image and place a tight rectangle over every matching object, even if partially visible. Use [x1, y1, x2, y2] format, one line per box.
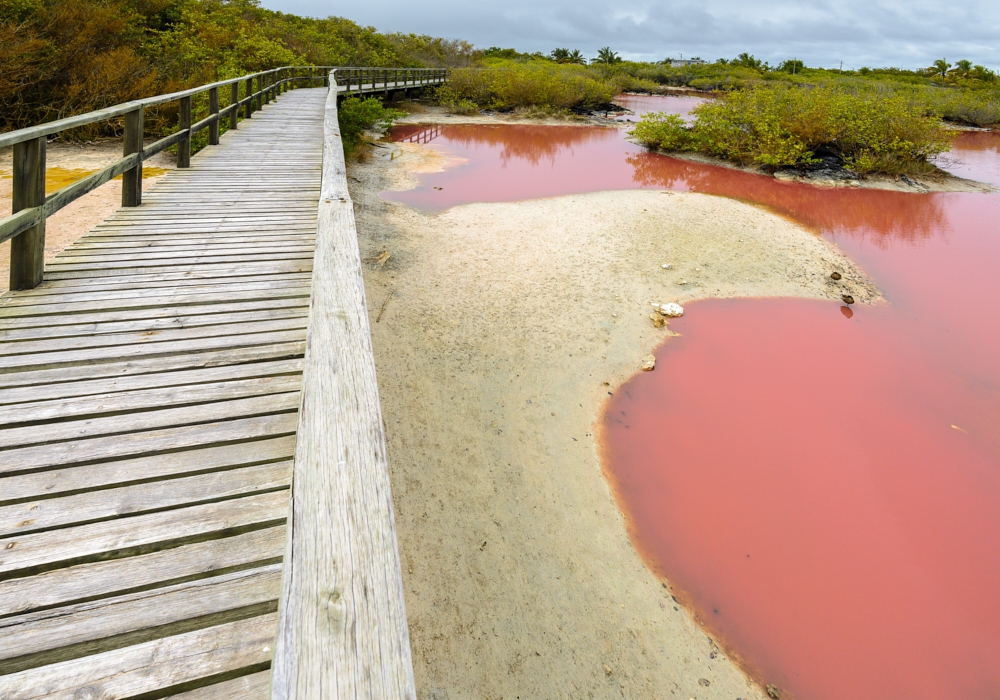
[0, 141, 175, 292]
[349, 142, 877, 699]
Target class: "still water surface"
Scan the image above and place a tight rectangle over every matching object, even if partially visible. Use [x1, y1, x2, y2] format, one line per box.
[388, 111, 1000, 700]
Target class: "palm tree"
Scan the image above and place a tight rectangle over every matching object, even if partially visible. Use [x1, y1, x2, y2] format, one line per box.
[567, 49, 586, 65]
[952, 59, 973, 76]
[593, 47, 622, 65]
[932, 58, 951, 78]
[550, 48, 570, 62]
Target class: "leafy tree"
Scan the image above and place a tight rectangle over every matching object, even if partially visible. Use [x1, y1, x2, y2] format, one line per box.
[550, 48, 569, 62]
[732, 52, 765, 70]
[931, 58, 951, 78]
[592, 47, 622, 65]
[777, 59, 804, 74]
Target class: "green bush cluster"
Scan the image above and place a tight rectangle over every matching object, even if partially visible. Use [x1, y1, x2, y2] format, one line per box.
[435, 60, 616, 112]
[0, 0, 473, 134]
[631, 85, 954, 175]
[337, 96, 404, 155]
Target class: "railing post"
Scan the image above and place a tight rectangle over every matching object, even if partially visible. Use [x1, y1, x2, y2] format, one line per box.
[245, 77, 254, 117]
[230, 82, 239, 130]
[208, 87, 220, 145]
[9, 136, 46, 291]
[177, 96, 191, 168]
[122, 106, 143, 207]
[323, 67, 329, 88]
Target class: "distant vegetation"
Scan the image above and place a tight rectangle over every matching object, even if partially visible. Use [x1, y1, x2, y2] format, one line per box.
[632, 85, 954, 175]
[2, 0, 997, 170]
[0, 0, 473, 134]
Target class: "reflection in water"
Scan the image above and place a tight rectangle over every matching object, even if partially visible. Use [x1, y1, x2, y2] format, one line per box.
[937, 131, 1000, 186]
[388, 117, 1000, 700]
[627, 151, 949, 246]
[394, 123, 611, 167]
[613, 94, 706, 123]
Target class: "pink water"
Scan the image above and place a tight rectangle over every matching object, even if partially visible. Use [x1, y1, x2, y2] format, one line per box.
[388, 118, 1000, 700]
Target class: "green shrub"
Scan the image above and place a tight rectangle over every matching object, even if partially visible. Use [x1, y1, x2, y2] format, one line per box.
[631, 85, 954, 175]
[436, 60, 616, 111]
[337, 97, 404, 155]
[630, 113, 694, 150]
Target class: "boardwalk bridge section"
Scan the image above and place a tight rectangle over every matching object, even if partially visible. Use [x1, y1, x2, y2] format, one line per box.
[0, 67, 444, 699]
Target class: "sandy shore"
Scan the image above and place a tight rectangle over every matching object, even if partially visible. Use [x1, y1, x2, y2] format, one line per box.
[349, 139, 878, 699]
[0, 141, 174, 292]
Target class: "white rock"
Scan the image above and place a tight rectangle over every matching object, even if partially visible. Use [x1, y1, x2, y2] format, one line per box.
[641, 355, 656, 371]
[659, 302, 684, 317]
[662, 264, 672, 269]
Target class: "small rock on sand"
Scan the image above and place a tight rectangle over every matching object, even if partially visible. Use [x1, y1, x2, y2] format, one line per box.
[641, 355, 656, 371]
[659, 302, 684, 317]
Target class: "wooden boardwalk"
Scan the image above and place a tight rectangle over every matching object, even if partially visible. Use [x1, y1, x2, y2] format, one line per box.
[0, 87, 326, 697]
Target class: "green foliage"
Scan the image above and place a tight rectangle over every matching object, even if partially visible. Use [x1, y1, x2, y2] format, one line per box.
[593, 47, 622, 66]
[550, 48, 586, 65]
[0, 0, 471, 133]
[631, 85, 955, 175]
[337, 96, 404, 155]
[630, 113, 694, 151]
[437, 60, 616, 111]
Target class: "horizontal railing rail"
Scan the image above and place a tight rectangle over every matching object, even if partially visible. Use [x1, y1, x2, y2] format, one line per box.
[0, 66, 445, 290]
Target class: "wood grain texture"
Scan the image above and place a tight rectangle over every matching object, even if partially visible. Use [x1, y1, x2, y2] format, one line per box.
[270, 76, 416, 700]
[0, 89, 328, 696]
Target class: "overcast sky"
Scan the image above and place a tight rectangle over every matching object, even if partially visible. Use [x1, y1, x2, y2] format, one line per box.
[258, 0, 1000, 70]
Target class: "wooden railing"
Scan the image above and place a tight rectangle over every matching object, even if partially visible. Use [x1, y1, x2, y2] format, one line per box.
[0, 66, 446, 291]
[269, 78, 418, 699]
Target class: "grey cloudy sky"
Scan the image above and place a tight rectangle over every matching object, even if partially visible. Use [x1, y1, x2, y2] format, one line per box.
[257, 0, 1000, 70]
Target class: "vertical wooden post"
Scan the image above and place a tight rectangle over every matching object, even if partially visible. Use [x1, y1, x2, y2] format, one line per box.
[230, 82, 239, 130]
[122, 106, 143, 207]
[208, 87, 220, 145]
[177, 96, 191, 168]
[323, 67, 330, 88]
[9, 137, 46, 291]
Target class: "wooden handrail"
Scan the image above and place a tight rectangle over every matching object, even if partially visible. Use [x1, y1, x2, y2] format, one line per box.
[1, 66, 446, 290]
[269, 69, 417, 700]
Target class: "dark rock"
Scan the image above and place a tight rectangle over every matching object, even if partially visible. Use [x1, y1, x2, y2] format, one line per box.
[831, 271, 842, 280]
[842, 294, 855, 304]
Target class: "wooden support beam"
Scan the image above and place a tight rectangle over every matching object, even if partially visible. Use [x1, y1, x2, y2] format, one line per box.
[178, 96, 192, 168]
[246, 77, 254, 118]
[122, 107, 143, 207]
[9, 137, 46, 291]
[231, 82, 240, 130]
[209, 87, 220, 145]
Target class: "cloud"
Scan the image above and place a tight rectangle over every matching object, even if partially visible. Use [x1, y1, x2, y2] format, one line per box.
[258, 0, 1000, 69]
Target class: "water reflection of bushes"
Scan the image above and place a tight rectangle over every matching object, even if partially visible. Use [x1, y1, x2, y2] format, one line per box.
[395, 124, 614, 167]
[627, 151, 948, 246]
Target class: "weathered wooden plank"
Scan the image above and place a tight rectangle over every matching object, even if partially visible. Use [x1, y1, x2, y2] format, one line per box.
[0, 357, 302, 405]
[270, 79, 416, 700]
[0, 330, 306, 372]
[166, 671, 271, 699]
[0, 436, 296, 503]
[0, 526, 286, 616]
[0, 490, 289, 576]
[0, 565, 282, 664]
[0, 613, 278, 700]
[0, 342, 305, 390]
[0, 318, 308, 357]
[0, 413, 298, 475]
[0, 392, 299, 449]
[0, 309, 308, 343]
[0, 462, 292, 535]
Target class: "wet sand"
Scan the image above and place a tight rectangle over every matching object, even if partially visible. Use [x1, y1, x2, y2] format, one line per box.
[348, 139, 876, 699]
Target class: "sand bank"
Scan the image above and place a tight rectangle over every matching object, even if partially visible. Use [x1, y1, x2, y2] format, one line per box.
[348, 139, 877, 699]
